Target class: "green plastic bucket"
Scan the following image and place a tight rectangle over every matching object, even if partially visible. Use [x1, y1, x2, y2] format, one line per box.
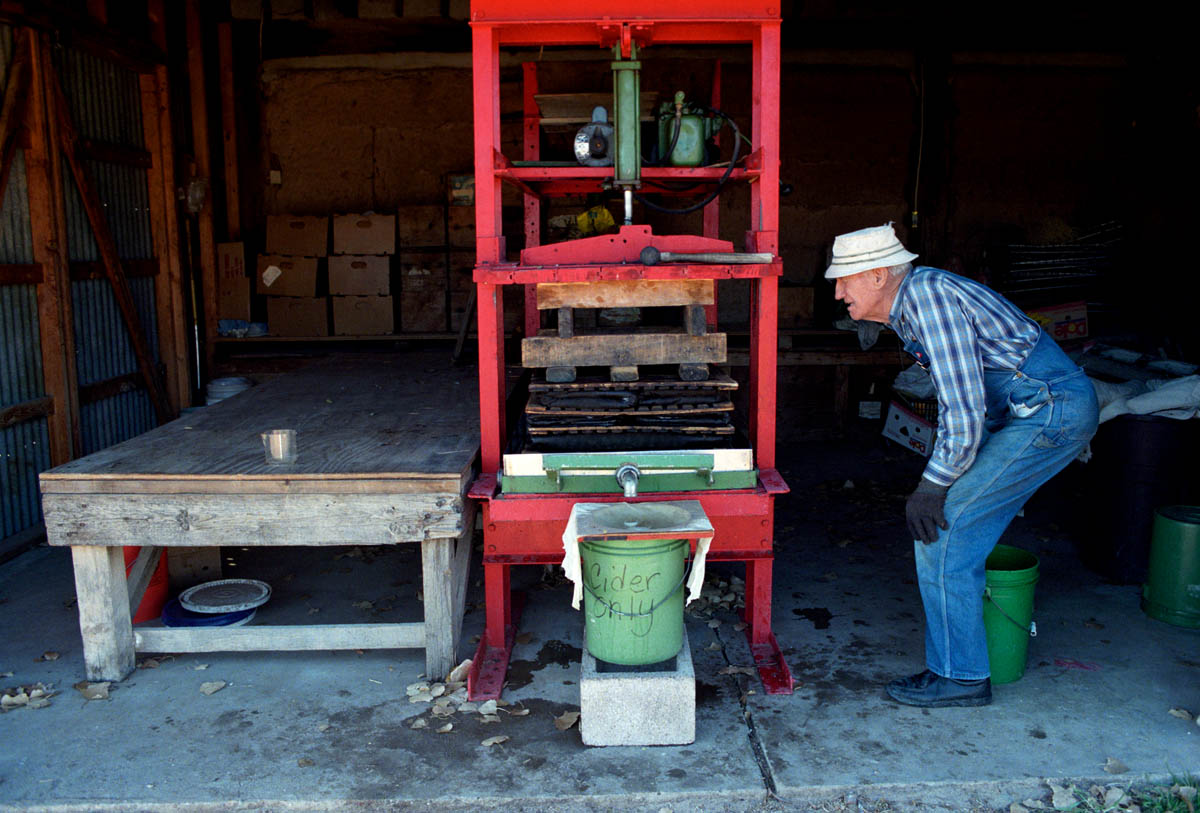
[579, 536, 688, 665]
[983, 545, 1039, 685]
[1141, 506, 1200, 629]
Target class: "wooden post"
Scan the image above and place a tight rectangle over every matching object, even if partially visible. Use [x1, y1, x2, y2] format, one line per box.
[142, 0, 191, 411]
[0, 35, 31, 207]
[70, 545, 136, 681]
[185, 0, 218, 378]
[47, 62, 173, 424]
[217, 22, 240, 241]
[24, 30, 80, 465]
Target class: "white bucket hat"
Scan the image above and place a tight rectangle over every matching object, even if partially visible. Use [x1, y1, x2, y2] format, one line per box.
[825, 222, 918, 279]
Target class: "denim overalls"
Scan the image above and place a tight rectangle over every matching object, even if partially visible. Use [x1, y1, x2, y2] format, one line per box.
[904, 330, 1099, 679]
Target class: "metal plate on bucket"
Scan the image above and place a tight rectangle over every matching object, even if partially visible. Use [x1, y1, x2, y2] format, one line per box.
[179, 579, 272, 613]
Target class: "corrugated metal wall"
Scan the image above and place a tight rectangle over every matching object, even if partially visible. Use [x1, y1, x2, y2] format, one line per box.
[58, 46, 158, 457]
[2, 28, 162, 540]
[1, 25, 52, 540]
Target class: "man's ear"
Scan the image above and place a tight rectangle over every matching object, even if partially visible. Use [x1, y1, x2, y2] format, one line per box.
[871, 267, 890, 288]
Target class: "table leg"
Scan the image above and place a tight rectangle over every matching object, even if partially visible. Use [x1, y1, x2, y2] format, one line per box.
[70, 546, 136, 681]
[421, 536, 456, 680]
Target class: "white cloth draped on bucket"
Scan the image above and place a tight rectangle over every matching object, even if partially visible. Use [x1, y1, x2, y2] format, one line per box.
[561, 502, 713, 610]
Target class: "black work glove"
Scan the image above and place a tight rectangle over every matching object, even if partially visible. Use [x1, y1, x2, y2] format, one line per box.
[906, 479, 950, 544]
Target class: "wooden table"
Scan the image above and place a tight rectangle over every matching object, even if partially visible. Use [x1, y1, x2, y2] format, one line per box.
[40, 354, 479, 682]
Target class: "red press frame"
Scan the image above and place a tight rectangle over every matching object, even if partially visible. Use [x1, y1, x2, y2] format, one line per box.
[466, 0, 791, 699]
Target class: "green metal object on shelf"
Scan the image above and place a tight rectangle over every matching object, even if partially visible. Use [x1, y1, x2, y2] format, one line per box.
[657, 91, 719, 167]
[500, 451, 757, 494]
[611, 43, 641, 189]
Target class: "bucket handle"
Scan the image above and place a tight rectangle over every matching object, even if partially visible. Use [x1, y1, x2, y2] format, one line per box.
[984, 587, 1037, 638]
[583, 559, 694, 619]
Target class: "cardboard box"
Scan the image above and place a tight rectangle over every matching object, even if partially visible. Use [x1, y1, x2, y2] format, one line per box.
[266, 215, 328, 256]
[1026, 300, 1088, 342]
[397, 204, 474, 248]
[333, 296, 394, 336]
[882, 400, 936, 457]
[256, 255, 318, 297]
[333, 213, 396, 255]
[329, 255, 390, 295]
[401, 262, 446, 332]
[267, 297, 328, 337]
[217, 242, 250, 320]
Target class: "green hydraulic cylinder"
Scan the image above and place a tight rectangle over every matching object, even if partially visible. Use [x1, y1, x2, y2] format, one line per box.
[611, 43, 641, 190]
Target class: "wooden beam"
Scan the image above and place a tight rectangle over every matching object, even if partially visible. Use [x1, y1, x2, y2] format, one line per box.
[69, 258, 158, 280]
[536, 279, 714, 310]
[0, 31, 30, 208]
[0, 3, 165, 74]
[25, 30, 80, 465]
[133, 623, 426, 654]
[0, 262, 43, 284]
[521, 331, 727, 368]
[86, 0, 107, 25]
[143, 0, 192, 412]
[217, 22, 240, 241]
[78, 366, 168, 406]
[47, 56, 173, 425]
[0, 396, 53, 430]
[186, 0, 219, 379]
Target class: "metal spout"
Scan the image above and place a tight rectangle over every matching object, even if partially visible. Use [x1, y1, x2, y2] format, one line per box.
[615, 463, 641, 499]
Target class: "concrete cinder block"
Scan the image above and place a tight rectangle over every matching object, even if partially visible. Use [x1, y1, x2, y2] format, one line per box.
[580, 627, 695, 747]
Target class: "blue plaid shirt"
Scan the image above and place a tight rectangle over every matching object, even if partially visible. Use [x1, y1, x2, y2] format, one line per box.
[888, 266, 1041, 486]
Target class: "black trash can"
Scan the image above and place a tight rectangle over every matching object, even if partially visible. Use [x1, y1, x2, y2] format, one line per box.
[1079, 414, 1200, 583]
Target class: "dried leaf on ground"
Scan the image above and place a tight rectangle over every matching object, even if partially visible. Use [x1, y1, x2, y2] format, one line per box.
[1, 690, 29, 709]
[431, 706, 455, 718]
[718, 666, 756, 676]
[74, 681, 110, 701]
[1049, 783, 1076, 809]
[409, 693, 432, 704]
[317, 723, 331, 732]
[554, 710, 580, 731]
[481, 714, 501, 724]
[447, 659, 472, 683]
[707, 642, 722, 651]
[199, 681, 226, 696]
[193, 663, 209, 670]
[436, 723, 453, 733]
[406, 681, 430, 696]
[410, 718, 428, 729]
[429, 683, 446, 697]
[481, 735, 509, 746]
[506, 708, 530, 717]
[707, 620, 721, 629]
[1168, 707, 1193, 721]
[457, 702, 478, 714]
[1103, 788, 1129, 807]
[297, 758, 314, 767]
[37, 651, 60, 662]
[477, 699, 498, 715]
[732, 622, 748, 632]
[1009, 804, 1029, 813]
[1103, 756, 1128, 774]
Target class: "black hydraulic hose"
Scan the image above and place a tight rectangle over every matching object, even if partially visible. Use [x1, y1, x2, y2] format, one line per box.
[635, 107, 740, 215]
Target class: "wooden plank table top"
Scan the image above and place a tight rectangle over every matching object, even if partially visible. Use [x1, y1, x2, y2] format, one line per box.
[39, 353, 481, 682]
[40, 353, 480, 495]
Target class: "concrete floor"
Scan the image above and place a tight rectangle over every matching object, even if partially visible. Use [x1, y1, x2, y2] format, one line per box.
[1, 417, 1198, 812]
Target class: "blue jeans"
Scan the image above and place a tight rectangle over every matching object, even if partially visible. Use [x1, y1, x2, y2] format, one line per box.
[914, 332, 1099, 680]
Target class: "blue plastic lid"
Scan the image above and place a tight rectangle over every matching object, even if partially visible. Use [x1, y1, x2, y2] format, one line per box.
[161, 597, 256, 627]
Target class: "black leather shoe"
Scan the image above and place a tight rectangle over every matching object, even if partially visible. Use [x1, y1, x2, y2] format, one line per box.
[885, 670, 992, 707]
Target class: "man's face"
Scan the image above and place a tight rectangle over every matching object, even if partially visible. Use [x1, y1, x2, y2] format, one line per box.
[834, 268, 891, 323]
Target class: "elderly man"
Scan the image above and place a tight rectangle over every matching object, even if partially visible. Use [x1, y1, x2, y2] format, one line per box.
[827, 223, 1098, 707]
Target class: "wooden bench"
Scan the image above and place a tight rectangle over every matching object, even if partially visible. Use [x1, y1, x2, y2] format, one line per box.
[39, 354, 479, 682]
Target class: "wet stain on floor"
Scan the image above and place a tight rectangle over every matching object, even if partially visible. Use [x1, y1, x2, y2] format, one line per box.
[793, 607, 833, 629]
[505, 639, 583, 689]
